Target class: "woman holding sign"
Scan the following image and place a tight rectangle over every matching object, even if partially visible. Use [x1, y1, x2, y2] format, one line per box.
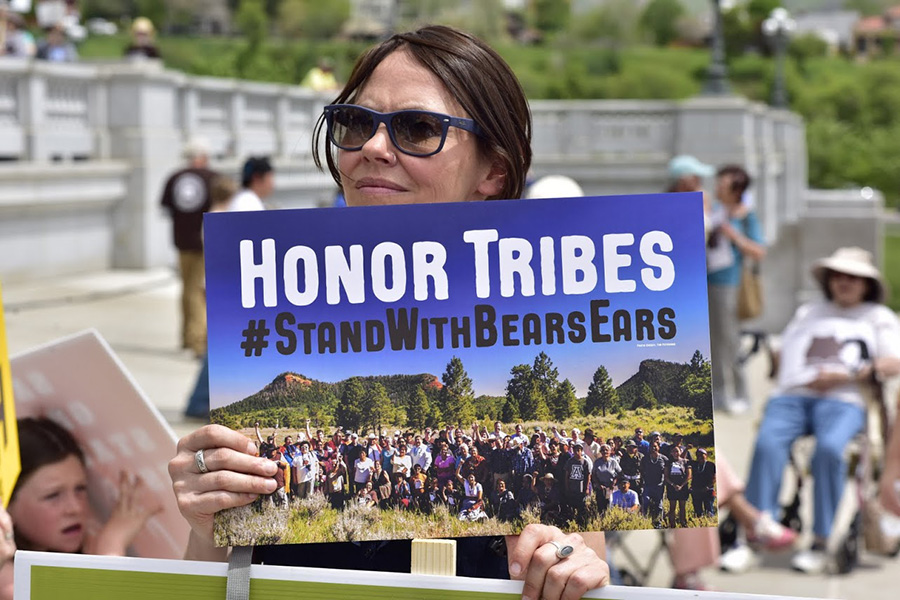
[168, 25, 609, 600]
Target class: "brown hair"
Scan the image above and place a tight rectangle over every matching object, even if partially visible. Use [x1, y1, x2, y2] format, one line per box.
[12, 418, 86, 550]
[313, 25, 532, 201]
[12, 418, 85, 504]
[716, 165, 752, 199]
[210, 175, 238, 210]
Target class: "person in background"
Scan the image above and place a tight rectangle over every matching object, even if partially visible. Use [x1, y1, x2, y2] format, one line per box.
[123, 17, 160, 59]
[1, 10, 36, 58]
[690, 448, 716, 518]
[744, 247, 900, 574]
[160, 137, 218, 358]
[36, 22, 77, 62]
[666, 154, 713, 197]
[610, 479, 639, 514]
[231, 156, 274, 211]
[707, 164, 766, 414]
[300, 57, 340, 92]
[879, 389, 900, 517]
[182, 174, 239, 420]
[590, 444, 620, 515]
[0, 418, 161, 600]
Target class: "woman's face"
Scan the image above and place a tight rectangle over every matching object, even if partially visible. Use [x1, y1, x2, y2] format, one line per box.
[338, 50, 503, 207]
[828, 271, 867, 308]
[8, 455, 89, 552]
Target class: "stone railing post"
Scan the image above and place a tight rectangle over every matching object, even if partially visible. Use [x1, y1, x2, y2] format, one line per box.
[104, 62, 184, 269]
[22, 68, 48, 161]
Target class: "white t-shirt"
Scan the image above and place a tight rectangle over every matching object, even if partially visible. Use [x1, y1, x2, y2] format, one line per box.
[773, 301, 900, 406]
[391, 453, 412, 475]
[353, 457, 374, 484]
[229, 189, 265, 212]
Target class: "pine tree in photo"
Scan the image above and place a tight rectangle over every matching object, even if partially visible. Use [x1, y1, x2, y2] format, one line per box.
[585, 366, 618, 417]
[553, 378, 580, 421]
[336, 376, 364, 431]
[407, 387, 431, 431]
[441, 356, 476, 425]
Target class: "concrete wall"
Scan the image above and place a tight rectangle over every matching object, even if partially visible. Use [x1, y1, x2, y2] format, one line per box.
[0, 60, 883, 331]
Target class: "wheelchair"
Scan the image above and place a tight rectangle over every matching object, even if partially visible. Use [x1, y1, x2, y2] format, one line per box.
[722, 333, 899, 574]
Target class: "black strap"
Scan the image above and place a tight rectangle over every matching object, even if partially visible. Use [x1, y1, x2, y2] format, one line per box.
[226, 546, 253, 600]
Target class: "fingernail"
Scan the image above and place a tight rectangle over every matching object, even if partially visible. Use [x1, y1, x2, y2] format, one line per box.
[510, 562, 522, 577]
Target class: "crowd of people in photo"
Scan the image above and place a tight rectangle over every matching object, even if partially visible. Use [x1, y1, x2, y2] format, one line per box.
[254, 420, 716, 529]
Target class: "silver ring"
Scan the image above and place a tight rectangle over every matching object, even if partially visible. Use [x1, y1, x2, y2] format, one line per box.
[195, 448, 210, 474]
[548, 540, 574, 560]
[3, 531, 12, 541]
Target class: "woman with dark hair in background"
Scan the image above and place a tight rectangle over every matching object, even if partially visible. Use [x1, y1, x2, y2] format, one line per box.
[707, 164, 766, 414]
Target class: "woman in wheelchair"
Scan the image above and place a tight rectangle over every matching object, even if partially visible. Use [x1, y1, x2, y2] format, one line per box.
[745, 247, 900, 574]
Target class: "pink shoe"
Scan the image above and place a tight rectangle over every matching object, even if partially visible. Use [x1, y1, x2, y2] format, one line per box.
[749, 513, 798, 551]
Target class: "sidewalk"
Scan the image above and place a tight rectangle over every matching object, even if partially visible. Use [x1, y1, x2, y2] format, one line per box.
[3, 269, 899, 598]
[2, 268, 200, 438]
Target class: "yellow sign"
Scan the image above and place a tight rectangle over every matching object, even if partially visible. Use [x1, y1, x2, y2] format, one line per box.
[0, 282, 20, 506]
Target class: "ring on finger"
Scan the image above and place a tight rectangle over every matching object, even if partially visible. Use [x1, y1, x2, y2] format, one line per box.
[548, 540, 574, 560]
[4, 530, 12, 541]
[195, 448, 210, 474]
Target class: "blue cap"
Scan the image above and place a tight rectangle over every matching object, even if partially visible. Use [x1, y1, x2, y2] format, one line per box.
[668, 155, 715, 179]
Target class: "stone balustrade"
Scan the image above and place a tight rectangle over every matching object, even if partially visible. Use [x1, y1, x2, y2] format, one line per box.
[0, 59, 882, 331]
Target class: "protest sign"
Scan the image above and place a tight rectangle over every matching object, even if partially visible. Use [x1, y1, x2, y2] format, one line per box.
[205, 193, 715, 546]
[10, 330, 190, 559]
[14, 550, 813, 600]
[0, 283, 20, 507]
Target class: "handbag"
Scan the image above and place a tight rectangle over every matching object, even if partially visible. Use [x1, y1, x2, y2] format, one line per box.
[736, 214, 763, 320]
[737, 260, 763, 320]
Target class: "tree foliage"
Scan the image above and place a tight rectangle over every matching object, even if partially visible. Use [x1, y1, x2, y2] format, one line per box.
[639, 0, 685, 47]
[532, 0, 570, 34]
[553, 379, 579, 421]
[441, 356, 475, 425]
[633, 382, 658, 410]
[406, 387, 431, 431]
[585, 366, 618, 417]
[336, 376, 364, 431]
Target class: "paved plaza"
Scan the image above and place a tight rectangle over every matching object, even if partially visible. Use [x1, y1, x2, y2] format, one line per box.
[3, 268, 899, 599]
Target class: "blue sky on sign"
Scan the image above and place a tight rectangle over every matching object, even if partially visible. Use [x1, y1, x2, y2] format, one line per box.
[205, 194, 711, 409]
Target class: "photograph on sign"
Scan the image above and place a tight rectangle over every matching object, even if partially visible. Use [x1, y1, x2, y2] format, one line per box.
[205, 193, 716, 546]
[10, 330, 191, 559]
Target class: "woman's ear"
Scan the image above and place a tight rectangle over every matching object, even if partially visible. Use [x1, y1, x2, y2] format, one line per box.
[475, 159, 507, 199]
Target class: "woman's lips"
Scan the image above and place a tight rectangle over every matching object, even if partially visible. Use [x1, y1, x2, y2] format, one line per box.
[61, 523, 83, 536]
[355, 178, 407, 194]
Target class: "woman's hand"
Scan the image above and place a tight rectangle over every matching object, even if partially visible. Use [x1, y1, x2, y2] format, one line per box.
[506, 524, 609, 600]
[89, 472, 163, 555]
[807, 369, 852, 393]
[168, 425, 277, 556]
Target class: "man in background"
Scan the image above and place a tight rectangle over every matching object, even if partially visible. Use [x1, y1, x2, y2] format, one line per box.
[160, 137, 218, 357]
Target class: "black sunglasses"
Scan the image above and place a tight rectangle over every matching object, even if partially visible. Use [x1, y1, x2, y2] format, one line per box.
[323, 104, 483, 157]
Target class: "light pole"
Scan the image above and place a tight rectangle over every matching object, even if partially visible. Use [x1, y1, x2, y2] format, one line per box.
[763, 7, 797, 109]
[702, 0, 733, 96]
